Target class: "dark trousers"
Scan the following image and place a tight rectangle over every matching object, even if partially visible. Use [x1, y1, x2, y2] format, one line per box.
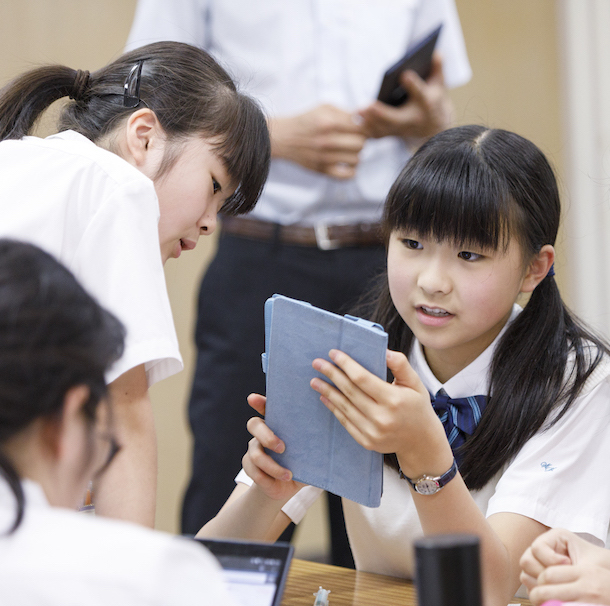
[181, 233, 385, 567]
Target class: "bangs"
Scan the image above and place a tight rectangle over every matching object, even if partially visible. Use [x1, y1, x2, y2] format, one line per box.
[384, 129, 520, 252]
[212, 91, 270, 216]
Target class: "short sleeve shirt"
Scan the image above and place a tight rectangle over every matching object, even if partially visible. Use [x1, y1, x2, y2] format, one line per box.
[0, 131, 182, 385]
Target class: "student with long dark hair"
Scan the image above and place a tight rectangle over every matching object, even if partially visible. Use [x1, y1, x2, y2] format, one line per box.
[0, 239, 236, 605]
[199, 125, 610, 606]
[0, 41, 270, 526]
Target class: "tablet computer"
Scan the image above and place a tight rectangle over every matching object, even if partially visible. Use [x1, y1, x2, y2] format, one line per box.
[377, 24, 443, 106]
[194, 538, 294, 606]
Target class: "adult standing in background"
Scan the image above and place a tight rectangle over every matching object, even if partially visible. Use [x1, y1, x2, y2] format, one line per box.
[127, 0, 471, 565]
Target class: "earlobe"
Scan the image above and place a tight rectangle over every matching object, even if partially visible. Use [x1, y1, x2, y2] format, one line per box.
[521, 244, 555, 293]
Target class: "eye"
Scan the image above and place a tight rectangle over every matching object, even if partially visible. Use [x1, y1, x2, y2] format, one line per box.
[402, 239, 423, 250]
[212, 178, 221, 194]
[458, 251, 482, 261]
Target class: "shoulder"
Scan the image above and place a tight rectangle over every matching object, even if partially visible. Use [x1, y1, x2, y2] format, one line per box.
[5, 506, 233, 603]
[12, 131, 154, 197]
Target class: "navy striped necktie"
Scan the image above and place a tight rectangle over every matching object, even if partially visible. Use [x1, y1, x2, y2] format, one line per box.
[430, 389, 487, 464]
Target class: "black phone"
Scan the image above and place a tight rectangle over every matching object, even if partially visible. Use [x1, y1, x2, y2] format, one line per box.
[377, 24, 443, 106]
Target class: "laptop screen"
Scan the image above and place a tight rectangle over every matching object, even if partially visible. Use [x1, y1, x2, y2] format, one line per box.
[194, 538, 294, 606]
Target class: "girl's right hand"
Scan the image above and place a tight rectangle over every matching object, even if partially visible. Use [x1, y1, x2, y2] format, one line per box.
[242, 393, 304, 502]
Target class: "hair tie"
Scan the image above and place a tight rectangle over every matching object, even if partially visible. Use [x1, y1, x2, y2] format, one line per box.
[70, 69, 91, 102]
[546, 263, 555, 278]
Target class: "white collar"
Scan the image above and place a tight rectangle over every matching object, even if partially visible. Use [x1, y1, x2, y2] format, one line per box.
[409, 304, 522, 398]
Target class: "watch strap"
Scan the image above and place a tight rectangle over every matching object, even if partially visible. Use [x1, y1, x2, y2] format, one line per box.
[399, 458, 458, 495]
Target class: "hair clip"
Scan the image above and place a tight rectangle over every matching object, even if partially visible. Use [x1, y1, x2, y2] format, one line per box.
[123, 60, 148, 108]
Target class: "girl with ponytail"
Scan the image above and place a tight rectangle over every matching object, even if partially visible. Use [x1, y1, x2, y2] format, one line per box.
[200, 126, 610, 606]
[0, 41, 270, 527]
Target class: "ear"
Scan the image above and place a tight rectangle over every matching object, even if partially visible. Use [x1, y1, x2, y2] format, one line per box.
[122, 108, 165, 175]
[47, 385, 92, 463]
[520, 244, 555, 294]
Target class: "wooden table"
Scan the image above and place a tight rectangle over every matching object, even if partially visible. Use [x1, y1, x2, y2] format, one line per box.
[281, 558, 532, 606]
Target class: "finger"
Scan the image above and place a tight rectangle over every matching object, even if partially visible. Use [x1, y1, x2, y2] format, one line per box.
[427, 52, 446, 86]
[310, 376, 377, 449]
[243, 438, 293, 485]
[399, 69, 427, 107]
[539, 565, 580, 586]
[519, 570, 538, 592]
[519, 547, 546, 581]
[246, 416, 285, 454]
[326, 108, 368, 134]
[323, 349, 388, 398]
[319, 132, 366, 155]
[530, 534, 573, 567]
[325, 162, 357, 180]
[247, 393, 267, 416]
[386, 349, 426, 394]
[528, 582, 580, 606]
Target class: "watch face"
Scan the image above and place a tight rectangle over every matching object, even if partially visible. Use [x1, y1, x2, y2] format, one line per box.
[415, 478, 440, 495]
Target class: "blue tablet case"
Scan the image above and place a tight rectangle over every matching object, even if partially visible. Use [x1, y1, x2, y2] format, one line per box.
[261, 294, 387, 507]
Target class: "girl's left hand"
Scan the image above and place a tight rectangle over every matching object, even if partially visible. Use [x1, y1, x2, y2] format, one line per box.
[310, 348, 448, 472]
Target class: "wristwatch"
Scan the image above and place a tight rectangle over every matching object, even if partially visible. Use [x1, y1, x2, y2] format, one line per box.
[399, 459, 458, 495]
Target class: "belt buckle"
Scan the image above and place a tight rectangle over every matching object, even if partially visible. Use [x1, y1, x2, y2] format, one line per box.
[314, 222, 341, 250]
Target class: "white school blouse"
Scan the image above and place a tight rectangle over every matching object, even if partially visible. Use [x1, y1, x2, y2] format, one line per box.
[0, 479, 237, 605]
[0, 130, 182, 386]
[126, 0, 472, 226]
[237, 305, 610, 581]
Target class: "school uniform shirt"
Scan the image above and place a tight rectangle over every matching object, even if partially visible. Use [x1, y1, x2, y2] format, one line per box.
[0, 478, 237, 605]
[0, 130, 182, 386]
[126, 0, 472, 226]
[236, 305, 610, 583]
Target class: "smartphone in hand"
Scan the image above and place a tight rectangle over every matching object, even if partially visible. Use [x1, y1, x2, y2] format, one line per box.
[377, 24, 443, 106]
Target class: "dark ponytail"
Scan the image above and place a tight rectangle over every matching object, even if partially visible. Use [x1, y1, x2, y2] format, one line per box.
[0, 65, 82, 141]
[0, 239, 125, 533]
[0, 41, 270, 215]
[372, 125, 610, 489]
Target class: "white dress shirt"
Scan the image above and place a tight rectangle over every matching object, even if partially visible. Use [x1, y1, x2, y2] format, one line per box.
[0, 130, 182, 386]
[0, 479, 237, 605]
[238, 305, 610, 585]
[126, 0, 472, 225]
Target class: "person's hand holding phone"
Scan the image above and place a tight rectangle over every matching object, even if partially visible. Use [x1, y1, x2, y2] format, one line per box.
[358, 53, 453, 142]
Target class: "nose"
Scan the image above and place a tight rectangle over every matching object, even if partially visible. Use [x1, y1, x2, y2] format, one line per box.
[198, 211, 217, 236]
[417, 257, 452, 295]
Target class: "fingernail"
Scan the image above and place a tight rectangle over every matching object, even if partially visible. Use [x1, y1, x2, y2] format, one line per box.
[282, 470, 292, 481]
[274, 440, 285, 454]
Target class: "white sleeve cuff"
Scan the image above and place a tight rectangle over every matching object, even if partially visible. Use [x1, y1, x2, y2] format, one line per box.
[234, 469, 324, 524]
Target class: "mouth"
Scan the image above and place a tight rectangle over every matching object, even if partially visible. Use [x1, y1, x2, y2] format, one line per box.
[418, 305, 452, 318]
[179, 238, 197, 252]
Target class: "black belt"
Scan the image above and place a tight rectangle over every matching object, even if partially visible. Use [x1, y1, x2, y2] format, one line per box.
[220, 215, 383, 250]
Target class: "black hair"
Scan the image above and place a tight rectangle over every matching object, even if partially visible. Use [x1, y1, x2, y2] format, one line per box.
[0, 41, 270, 215]
[368, 125, 610, 489]
[0, 239, 125, 533]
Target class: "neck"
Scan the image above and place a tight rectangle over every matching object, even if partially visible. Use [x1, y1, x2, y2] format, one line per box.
[423, 347, 482, 384]
[422, 310, 513, 383]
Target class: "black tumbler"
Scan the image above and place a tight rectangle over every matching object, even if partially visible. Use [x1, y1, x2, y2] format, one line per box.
[414, 534, 482, 606]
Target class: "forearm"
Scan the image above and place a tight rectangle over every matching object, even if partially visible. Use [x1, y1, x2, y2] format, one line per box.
[93, 365, 157, 527]
[411, 474, 546, 606]
[197, 483, 291, 542]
